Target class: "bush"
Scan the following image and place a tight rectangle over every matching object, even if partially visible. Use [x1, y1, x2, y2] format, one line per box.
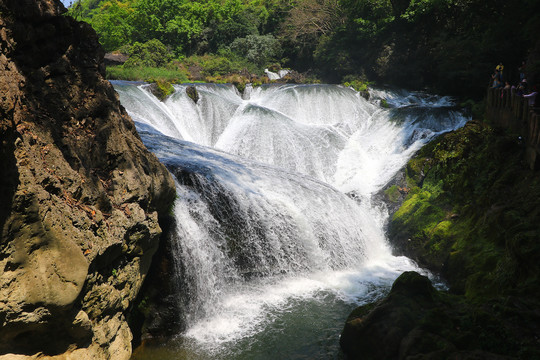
[342, 79, 370, 92]
[182, 54, 255, 79]
[124, 39, 173, 68]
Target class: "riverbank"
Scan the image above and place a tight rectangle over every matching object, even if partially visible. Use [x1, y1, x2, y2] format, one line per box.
[341, 120, 540, 359]
[105, 62, 317, 96]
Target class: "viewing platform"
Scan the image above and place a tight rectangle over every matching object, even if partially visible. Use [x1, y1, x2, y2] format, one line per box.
[486, 88, 540, 170]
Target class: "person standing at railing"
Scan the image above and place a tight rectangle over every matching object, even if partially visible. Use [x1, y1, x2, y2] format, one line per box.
[516, 79, 527, 96]
[495, 62, 504, 82]
[523, 85, 538, 107]
[492, 70, 503, 88]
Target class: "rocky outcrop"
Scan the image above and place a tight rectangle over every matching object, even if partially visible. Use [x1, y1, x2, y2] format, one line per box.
[0, 0, 175, 358]
[340, 272, 539, 360]
[345, 122, 540, 359]
[103, 52, 128, 66]
[185, 85, 199, 104]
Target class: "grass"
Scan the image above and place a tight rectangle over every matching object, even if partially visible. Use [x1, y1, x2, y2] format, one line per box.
[106, 65, 189, 83]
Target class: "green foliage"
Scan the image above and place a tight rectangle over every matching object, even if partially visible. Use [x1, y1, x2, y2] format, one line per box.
[74, 0, 286, 55]
[184, 54, 243, 77]
[389, 121, 540, 300]
[106, 65, 189, 83]
[342, 76, 370, 92]
[314, 0, 540, 97]
[70, 0, 540, 96]
[229, 34, 282, 67]
[345, 0, 394, 39]
[384, 185, 401, 203]
[124, 39, 172, 68]
[81, 0, 135, 51]
[380, 99, 390, 108]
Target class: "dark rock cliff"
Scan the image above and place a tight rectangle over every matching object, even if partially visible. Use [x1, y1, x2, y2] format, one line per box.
[0, 0, 175, 358]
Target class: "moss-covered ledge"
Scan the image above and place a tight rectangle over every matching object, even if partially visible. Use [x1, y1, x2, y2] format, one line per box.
[341, 121, 540, 359]
[387, 121, 540, 298]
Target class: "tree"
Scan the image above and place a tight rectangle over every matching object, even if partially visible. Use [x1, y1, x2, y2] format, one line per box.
[282, 0, 343, 42]
[87, 0, 135, 51]
[229, 34, 282, 67]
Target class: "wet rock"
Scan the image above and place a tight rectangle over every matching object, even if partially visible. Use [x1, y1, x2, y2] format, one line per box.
[340, 272, 438, 359]
[341, 271, 540, 359]
[186, 85, 199, 103]
[359, 90, 370, 100]
[148, 80, 175, 101]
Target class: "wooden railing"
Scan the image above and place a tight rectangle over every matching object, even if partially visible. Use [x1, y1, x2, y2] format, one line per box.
[486, 88, 540, 170]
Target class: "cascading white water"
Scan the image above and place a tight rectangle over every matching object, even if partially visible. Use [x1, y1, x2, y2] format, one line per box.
[114, 81, 469, 358]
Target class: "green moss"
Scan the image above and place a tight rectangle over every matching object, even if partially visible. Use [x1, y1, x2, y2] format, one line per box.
[150, 79, 175, 100]
[234, 81, 246, 94]
[384, 185, 401, 203]
[158, 80, 174, 97]
[389, 120, 540, 300]
[380, 99, 391, 108]
[392, 189, 446, 238]
[432, 220, 452, 237]
[185, 86, 199, 103]
[167, 192, 178, 216]
[342, 79, 370, 92]
[345, 302, 377, 322]
[405, 157, 428, 185]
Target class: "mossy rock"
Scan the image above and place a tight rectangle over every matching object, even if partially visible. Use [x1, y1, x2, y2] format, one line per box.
[388, 271, 438, 303]
[350, 105, 540, 360]
[341, 272, 439, 359]
[148, 80, 175, 100]
[186, 85, 199, 103]
[233, 81, 246, 94]
[383, 185, 401, 203]
[387, 121, 540, 297]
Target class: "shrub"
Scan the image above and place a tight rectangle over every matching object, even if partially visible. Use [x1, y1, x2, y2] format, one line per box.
[124, 39, 173, 68]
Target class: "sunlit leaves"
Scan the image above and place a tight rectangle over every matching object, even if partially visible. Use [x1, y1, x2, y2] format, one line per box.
[124, 39, 172, 67]
[75, 0, 287, 55]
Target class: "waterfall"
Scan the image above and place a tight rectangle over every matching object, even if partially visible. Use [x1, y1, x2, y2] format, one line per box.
[114, 82, 468, 357]
[264, 68, 290, 80]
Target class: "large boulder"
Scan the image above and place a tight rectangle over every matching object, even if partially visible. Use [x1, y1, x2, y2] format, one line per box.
[340, 272, 441, 359]
[0, 0, 175, 358]
[340, 272, 540, 360]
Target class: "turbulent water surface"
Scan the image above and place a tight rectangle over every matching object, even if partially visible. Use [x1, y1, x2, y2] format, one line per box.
[113, 82, 468, 359]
